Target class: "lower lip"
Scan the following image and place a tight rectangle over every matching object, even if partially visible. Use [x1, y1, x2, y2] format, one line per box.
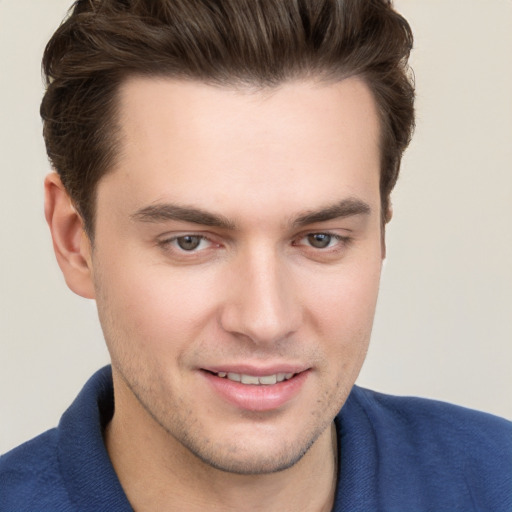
[202, 371, 309, 412]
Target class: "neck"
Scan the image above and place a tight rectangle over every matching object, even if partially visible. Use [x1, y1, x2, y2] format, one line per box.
[105, 382, 338, 512]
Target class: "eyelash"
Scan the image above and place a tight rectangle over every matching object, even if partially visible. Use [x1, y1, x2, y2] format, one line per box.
[295, 232, 350, 251]
[157, 234, 216, 253]
[157, 232, 351, 255]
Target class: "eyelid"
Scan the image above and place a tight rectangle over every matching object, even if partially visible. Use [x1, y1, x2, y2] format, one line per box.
[291, 232, 353, 263]
[156, 229, 351, 258]
[157, 233, 217, 252]
[294, 230, 351, 245]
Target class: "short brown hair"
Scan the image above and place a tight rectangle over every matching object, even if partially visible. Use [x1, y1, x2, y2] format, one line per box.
[41, 0, 414, 235]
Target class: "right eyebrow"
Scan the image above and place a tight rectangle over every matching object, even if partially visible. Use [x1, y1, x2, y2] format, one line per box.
[130, 203, 236, 230]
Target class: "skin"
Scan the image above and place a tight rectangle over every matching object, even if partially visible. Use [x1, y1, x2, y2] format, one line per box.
[45, 76, 384, 511]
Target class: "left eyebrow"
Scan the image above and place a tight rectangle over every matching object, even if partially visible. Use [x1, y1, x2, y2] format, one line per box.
[292, 198, 371, 228]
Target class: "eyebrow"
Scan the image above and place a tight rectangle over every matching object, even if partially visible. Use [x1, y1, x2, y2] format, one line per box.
[292, 198, 371, 227]
[131, 197, 371, 230]
[131, 203, 236, 230]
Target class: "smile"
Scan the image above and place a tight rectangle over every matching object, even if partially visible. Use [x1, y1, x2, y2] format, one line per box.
[214, 372, 295, 385]
[203, 368, 309, 411]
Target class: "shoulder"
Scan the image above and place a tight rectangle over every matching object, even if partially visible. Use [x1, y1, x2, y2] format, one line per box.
[1, 367, 130, 512]
[0, 429, 73, 510]
[350, 385, 512, 449]
[337, 386, 512, 510]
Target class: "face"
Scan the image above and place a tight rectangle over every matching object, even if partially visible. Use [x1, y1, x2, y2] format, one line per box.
[89, 77, 383, 474]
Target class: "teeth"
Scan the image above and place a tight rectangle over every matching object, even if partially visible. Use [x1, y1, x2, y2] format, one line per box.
[241, 375, 260, 385]
[217, 372, 295, 385]
[259, 375, 277, 385]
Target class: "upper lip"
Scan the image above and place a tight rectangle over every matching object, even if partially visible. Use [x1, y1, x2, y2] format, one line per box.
[202, 364, 310, 376]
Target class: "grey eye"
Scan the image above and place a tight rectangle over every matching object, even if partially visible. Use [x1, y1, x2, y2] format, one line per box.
[176, 235, 202, 251]
[307, 233, 332, 248]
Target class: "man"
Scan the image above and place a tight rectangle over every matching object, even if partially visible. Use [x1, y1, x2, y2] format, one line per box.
[1, 0, 510, 510]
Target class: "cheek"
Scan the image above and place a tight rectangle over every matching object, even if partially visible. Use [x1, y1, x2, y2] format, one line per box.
[302, 257, 382, 371]
[93, 256, 222, 357]
[306, 260, 381, 330]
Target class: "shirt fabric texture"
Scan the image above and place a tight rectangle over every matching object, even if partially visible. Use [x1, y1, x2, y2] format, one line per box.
[1, 366, 511, 511]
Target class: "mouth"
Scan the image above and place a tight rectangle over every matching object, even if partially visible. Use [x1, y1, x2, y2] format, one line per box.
[208, 371, 296, 386]
[201, 367, 309, 411]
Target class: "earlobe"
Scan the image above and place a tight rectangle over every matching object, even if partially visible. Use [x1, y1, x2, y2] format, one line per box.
[381, 233, 387, 260]
[44, 173, 96, 299]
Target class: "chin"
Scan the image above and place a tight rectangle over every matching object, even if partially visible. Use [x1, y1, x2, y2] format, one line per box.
[182, 436, 317, 475]
[165, 413, 333, 476]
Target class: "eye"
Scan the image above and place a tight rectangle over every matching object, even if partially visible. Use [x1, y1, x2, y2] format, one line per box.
[292, 231, 351, 259]
[306, 233, 335, 249]
[159, 234, 213, 252]
[301, 233, 346, 249]
[175, 235, 204, 251]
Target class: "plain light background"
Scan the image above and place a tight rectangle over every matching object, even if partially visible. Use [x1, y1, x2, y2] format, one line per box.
[1, 0, 511, 454]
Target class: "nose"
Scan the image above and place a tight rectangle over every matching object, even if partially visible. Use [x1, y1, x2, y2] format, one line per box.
[219, 246, 301, 346]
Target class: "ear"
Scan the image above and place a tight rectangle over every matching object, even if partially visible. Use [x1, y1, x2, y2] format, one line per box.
[44, 173, 96, 299]
[385, 204, 393, 224]
[381, 204, 393, 260]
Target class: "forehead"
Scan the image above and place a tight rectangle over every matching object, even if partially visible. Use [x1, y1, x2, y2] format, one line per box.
[116, 76, 380, 159]
[101, 77, 381, 223]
